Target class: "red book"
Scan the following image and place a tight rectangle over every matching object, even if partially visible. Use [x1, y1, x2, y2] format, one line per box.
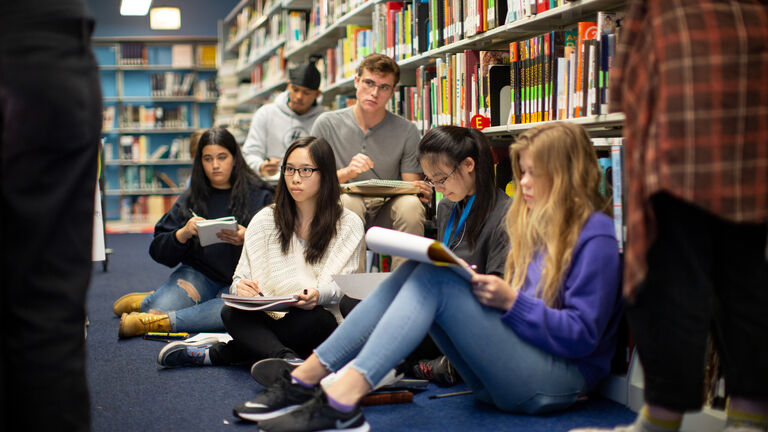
[536, 0, 549, 14]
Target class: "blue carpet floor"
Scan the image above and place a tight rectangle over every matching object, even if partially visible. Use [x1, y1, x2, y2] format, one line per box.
[86, 233, 636, 431]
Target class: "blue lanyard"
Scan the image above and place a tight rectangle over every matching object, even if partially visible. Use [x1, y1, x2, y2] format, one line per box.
[443, 195, 475, 248]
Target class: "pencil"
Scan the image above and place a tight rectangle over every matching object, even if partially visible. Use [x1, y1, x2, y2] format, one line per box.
[428, 390, 473, 399]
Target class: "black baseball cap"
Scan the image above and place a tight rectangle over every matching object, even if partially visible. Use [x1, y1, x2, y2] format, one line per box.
[288, 60, 321, 91]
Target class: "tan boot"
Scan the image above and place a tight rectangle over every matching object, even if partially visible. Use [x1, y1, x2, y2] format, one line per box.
[118, 312, 171, 338]
[112, 291, 153, 317]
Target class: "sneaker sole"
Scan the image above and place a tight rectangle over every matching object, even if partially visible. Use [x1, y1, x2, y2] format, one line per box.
[317, 421, 370, 432]
[250, 358, 300, 387]
[157, 336, 221, 367]
[233, 404, 301, 422]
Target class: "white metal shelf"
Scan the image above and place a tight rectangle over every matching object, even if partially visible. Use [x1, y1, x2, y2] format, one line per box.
[105, 159, 193, 166]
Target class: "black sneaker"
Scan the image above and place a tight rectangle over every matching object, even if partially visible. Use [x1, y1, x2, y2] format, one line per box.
[251, 358, 304, 387]
[233, 370, 318, 423]
[157, 337, 221, 368]
[411, 355, 460, 387]
[258, 391, 369, 432]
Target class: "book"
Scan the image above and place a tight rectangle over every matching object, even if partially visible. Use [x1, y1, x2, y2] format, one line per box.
[364, 227, 476, 281]
[196, 216, 238, 247]
[221, 293, 299, 312]
[341, 179, 420, 196]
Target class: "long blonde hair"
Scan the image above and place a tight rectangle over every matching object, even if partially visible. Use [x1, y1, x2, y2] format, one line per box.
[504, 122, 610, 308]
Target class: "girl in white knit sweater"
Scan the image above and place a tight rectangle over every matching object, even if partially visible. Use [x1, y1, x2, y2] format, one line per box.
[157, 136, 364, 368]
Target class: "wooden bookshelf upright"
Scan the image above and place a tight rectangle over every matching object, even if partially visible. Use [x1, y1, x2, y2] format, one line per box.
[93, 37, 219, 233]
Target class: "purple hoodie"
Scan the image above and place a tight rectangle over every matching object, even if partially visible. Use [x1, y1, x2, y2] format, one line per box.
[501, 212, 623, 389]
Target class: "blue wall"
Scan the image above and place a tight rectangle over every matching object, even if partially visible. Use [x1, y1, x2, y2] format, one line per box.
[84, 0, 239, 38]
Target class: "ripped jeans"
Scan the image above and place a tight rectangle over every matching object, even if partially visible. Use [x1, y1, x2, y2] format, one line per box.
[140, 265, 227, 332]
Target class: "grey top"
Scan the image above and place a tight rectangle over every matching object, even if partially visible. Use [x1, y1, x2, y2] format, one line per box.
[242, 91, 325, 175]
[437, 188, 511, 276]
[310, 107, 422, 180]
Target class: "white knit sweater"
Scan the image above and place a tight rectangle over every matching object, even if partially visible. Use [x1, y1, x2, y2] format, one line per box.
[230, 206, 364, 319]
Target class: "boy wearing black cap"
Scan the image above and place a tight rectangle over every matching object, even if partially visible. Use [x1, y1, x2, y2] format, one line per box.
[243, 60, 324, 178]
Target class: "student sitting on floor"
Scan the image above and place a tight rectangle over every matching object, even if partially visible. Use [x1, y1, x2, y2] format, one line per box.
[156, 136, 364, 368]
[234, 121, 625, 431]
[113, 127, 274, 337]
[335, 125, 511, 387]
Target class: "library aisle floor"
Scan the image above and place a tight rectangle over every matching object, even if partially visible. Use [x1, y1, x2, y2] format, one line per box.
[86, 233, 636, 431]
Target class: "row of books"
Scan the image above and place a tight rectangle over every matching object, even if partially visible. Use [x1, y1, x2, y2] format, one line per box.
[508, 14, 620, 124]
[150, 72, 197, 97]
[117, 195, 178, 223]
[594, 138, 624, 252]
[226, 0, 281, 46]
[306, 0, 371, 40]
[117, 105, 189, 129]
[385, 13, 620, 132]
[118, 166, 191, 192]
[314, 25, 373, 87]
[118, 42, 217, 68]
[507, 0, 569, 23]
[240, 49, 288, 98]
[109, 135, 194, 162]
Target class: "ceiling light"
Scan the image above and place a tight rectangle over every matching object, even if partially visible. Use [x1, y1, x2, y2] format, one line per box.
[150, 7, 181, 30]
[120, 0, 152, 16]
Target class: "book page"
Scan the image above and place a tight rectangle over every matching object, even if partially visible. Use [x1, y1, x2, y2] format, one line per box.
[221, 293, 299, 311]
[365, 227, 475, 280]
[196, 216, 237, 247]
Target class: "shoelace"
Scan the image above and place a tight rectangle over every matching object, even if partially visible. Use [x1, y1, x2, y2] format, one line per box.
[417, 362, 435, 380]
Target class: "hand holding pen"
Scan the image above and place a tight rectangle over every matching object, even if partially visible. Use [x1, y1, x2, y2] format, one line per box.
[236, 279, 263, 297]
[176, 210, 205, 244]
[343, 153, 376, 181]
[260, 157, 282, 177]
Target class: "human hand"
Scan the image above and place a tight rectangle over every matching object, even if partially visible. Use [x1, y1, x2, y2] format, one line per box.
[260, 158, 281, 176]
[295, 288, 319, 310]
[343, 153, 374, 180]
[218, 224, 246, 246]
[177, 216, 205, 243]
[471, 274, 517, 311]
[236, 279, 261, 297]
[413, 180, 432, 204]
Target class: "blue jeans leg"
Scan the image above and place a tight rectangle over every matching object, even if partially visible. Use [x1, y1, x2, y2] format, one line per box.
[314, 261, 420, 373]
[427, 270, 587, 414]
[141, 265, 227, 332]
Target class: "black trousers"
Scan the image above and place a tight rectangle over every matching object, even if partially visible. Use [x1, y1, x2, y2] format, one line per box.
[628, 193, 768, 411]
[211, 305, 338, 365]
[0, 17, 101, 432]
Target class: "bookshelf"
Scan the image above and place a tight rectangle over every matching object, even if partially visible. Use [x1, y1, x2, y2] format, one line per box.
[94, 37, 219, 233]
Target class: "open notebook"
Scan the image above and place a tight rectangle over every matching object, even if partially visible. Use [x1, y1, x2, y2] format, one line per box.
[341, 179, 419, 196]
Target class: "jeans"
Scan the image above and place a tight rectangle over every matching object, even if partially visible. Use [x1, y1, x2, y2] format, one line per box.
[629, 193, 768, 410]
[141, 265, 228, 332]
[1, 15, 101, 431]
[314, 261, 587, 414]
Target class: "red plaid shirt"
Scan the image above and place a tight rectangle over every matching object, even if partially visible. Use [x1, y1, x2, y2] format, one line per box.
[611, 0, 768, 299]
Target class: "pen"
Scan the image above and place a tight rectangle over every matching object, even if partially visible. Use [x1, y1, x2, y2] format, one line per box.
[428, 390, 473, 399]
[191, 210, 200, 218]
[144, 332, 189, 340]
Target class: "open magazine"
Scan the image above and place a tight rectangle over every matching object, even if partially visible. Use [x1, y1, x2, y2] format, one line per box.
[197, 216, 237, 247]
[220, 293, 299, 311]
[365, 227, 476, 281]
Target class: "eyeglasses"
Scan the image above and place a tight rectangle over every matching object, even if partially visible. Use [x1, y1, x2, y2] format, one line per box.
[423, 165, 458, 187]
[282, 166, 319, 178]
[359, 78, 393, 94]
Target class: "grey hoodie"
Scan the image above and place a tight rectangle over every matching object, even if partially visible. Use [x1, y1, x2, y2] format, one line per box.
[242, 90, 325, 176]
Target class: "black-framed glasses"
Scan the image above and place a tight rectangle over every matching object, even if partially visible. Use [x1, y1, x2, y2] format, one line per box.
[360, 78, 393, 93]
[282, 166, 319, 178]
[423, 164, 458, 187]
